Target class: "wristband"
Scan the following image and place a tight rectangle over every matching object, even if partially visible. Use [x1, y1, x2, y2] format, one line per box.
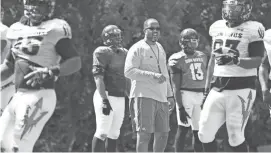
[49, 65, 60, 76]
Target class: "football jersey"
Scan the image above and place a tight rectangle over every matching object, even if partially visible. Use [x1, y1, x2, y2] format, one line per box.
[6, 18, 72, 67]
[1, 22, 11, 63]
[210, 20, 265, 77]
[168, 51, 207, 89]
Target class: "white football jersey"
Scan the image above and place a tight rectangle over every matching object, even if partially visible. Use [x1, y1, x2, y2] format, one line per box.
[1, 22, 11, 63]
[210, 20, 265, 77]
[263, 29, 271, 79]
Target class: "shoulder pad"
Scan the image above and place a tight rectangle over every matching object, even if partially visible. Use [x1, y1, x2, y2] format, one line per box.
[168, 51, 185, 67]
[94, 46, 111, 55]
[209, 20, 226, 37]
[0, 23, 9, 40]
[195, 50, 206, 56]
[47, 18, 72, 41]
[243, 21, 265, 42]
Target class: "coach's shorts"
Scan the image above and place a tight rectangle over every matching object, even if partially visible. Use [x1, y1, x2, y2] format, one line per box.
[129, 97, 170, 133]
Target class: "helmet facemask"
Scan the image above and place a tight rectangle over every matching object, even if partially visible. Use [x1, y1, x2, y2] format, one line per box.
[222, 0, 252, 26]
[102, 25, 123, 48]
[179, 28, 199, 55]
[23, 0, 56, 25]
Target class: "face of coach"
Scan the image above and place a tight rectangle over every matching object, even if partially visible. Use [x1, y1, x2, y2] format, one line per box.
[143, 18, 161, 43]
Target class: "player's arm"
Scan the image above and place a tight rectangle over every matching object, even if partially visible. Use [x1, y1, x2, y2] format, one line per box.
[1, 51, 14, 81]
[92, 49, 108, 100]
[205, 54, 215, 91]
[259, 53, 270, 93]
[54, 38, 81, 76]
[168, 58, 183, 108]
[124, 46, 161, 81]
[237, 41, 265, 69]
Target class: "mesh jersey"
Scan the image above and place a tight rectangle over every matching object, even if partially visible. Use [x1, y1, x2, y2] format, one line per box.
[6, 18, 72, 67]
[210, 20, 265, 77]
[168, 51, 207, 89]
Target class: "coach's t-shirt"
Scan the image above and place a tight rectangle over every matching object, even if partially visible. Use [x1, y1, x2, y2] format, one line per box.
[125, 39, 173, 102]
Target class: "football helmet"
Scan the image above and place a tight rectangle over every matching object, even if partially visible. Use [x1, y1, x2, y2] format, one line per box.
[179, 28, 199, 55]
[222, 0, 252, 25]
[101, 25, 122, 48]
[23, 0, 56, 24]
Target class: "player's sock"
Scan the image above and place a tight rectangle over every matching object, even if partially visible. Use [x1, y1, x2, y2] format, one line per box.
[105, 138, 117, 152]
[202, 140, 217, 152]
[174, 125, 189, 152]
[232, 141, 249, 152]
[193, 130, 203, 152]
[92, 136, 105, 152]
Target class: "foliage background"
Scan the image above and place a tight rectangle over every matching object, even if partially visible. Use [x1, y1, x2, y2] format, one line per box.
[2, 0, 271, 151]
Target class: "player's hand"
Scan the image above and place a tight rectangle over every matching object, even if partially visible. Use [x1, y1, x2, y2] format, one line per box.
[213, 47, 239, 65]
[24, 66, 54, 87]
[179, 107, 190, 124]
[102, 99, 113, 115]
[154, 73, 166, 84]
[168, 97, 175, 112]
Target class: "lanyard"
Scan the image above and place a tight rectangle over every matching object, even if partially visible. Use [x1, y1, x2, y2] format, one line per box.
[146, 42, 161, 73]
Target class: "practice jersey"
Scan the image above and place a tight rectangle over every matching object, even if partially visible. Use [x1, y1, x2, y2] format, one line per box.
[6, 18, 72, 89]
[168, 51, 207, 90]
[210, 20, 265, 77]
[6, 18, 72, 67]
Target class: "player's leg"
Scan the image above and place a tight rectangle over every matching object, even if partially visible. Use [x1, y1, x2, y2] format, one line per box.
[174, 90, 193, 152]
[198, 89, 226, 152]
[106, 96, 125, 152]
[130, 97, 155, 152]
[153, 100, 170, 152]
[225, 89, 256, 152]
[188, 91, 204, 152]
[92, 90, 113, 152]
[12, 89, 56, 152]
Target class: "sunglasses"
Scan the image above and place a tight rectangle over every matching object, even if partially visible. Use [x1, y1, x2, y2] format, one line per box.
[146, 27, 161, 31]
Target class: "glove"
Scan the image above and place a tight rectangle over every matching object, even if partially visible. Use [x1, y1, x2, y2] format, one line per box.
[201, 89, 209, 109]
[213, 47, 239, 65]
[102, 99, 113, 115]
[24, 66, 58, 87]
[179, 107, 190, 124]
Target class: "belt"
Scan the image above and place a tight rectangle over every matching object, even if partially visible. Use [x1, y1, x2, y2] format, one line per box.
[1, 82, 15, 91]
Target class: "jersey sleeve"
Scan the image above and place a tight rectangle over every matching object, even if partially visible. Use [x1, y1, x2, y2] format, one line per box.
[92, 47, 109, 76]
[168, 53, 183, 74]
[50, 19, 72, 44]
[248, 21, 265, 43]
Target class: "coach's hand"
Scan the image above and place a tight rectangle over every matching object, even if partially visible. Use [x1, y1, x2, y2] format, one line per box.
[179, 107, 190, 124]
[102, 99, 113, 115]
[168, 97, 175, 112]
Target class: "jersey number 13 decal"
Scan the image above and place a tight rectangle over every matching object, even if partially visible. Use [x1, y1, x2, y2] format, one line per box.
[190, 63, 204, 81]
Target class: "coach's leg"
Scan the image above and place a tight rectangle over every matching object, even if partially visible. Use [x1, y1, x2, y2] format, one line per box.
[226, 89, 256, 152]
[92, 90, 113, 152]
[106, 96, 125, 152]
[198, 89, 226, 152]
[13, 89, 56, 152]
[153, 101, 170, 152]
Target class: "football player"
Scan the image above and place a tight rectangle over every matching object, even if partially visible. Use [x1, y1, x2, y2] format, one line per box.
[259, 29, 271, 109]
[168, 28, 206, 152]
[92, 25, 129, 152]
[198, 0, 266, 152]
[0, 0, 81, 152]
[1, 6, 15, 117]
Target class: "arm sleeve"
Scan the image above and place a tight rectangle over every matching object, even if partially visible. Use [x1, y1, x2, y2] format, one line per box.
[55, 38, 79, 60]
[92, 48, 109, 76]
[124, 45, 157, 81]
[248, 41, 265, 57]
[249, 22, 265, 43]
